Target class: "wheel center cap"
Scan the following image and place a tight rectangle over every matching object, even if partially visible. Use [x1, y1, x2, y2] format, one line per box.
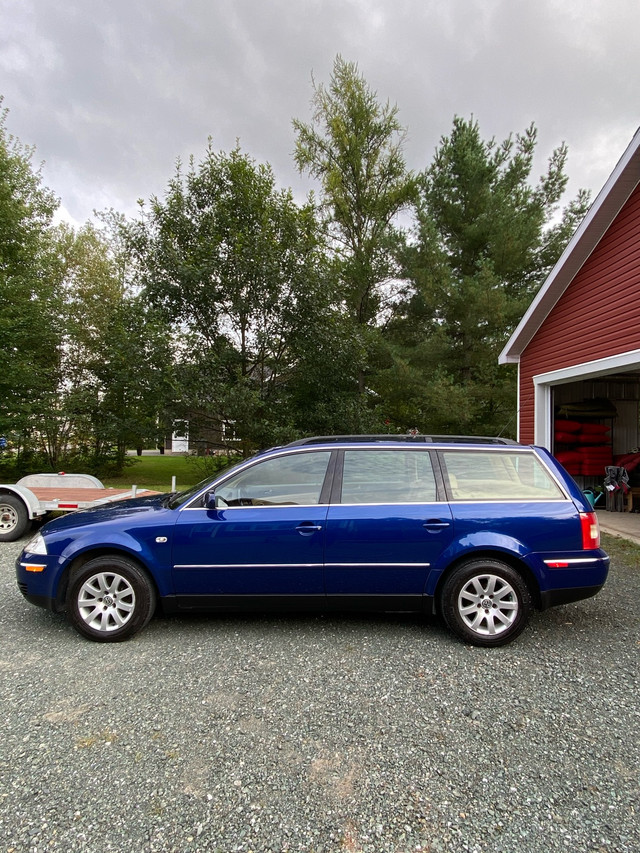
[103, 595, 115, 607]
[481, 598, 492, 611]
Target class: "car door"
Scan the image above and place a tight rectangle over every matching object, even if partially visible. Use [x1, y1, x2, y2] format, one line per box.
[323, 448, 454, 607]
[171, 450, 334, 602]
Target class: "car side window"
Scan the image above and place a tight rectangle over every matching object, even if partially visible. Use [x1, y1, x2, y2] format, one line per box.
[441, 451, 565, 500]
[215, 451, 332, 507]
[341, 449, 437, 504]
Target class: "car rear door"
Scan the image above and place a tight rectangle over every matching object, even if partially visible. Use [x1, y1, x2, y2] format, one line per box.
[323, 448, 454, 607]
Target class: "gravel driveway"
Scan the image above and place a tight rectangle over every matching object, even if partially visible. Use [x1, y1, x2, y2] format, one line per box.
[1, 533, 638, 853]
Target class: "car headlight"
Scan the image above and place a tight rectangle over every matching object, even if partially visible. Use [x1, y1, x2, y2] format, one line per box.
[24, 532, 48, 555]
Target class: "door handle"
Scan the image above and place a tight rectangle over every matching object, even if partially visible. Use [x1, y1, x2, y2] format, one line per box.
[296, 522, 323, 535]
[423, 519, 451, 532]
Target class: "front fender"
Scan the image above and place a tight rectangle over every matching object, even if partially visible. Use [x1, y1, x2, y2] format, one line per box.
[57, 530, 174, 597]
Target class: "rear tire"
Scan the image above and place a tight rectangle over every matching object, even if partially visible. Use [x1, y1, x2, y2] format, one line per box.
[67, 556, 156, 642]
[440, 559, 531, 647]
[0, 494, 30, 541]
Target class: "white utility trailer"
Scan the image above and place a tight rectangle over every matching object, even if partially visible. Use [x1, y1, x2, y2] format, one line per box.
[0, 473, 159, 542]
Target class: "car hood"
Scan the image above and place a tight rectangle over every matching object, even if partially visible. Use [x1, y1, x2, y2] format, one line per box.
[40, 493, 172, 535]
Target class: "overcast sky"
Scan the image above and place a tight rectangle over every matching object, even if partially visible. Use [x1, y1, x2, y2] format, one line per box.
[1, 0, 638, 228]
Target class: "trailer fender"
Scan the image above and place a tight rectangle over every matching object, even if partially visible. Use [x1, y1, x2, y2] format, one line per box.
[0, 485, 42, 541]
[0, 484, 45, 520]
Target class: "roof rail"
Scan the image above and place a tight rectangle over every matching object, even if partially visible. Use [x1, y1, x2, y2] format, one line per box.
[285, 434, 518, 447]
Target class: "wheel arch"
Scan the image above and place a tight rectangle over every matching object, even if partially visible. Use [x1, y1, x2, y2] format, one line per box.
[56, 547, 160, 612]
[433, 550, 542, 613]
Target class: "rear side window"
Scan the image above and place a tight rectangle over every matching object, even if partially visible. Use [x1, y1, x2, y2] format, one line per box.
[441, 451, 565, 501]
[341, 449, 437, 504]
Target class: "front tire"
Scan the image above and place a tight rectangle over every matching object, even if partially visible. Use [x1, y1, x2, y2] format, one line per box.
[67, 556, 156, 642]
[0, 494, 31, 541]
[440, 559, 531, 647]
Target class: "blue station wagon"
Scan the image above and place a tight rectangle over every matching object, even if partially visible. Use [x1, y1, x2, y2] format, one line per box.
[16, 436, 610, 646]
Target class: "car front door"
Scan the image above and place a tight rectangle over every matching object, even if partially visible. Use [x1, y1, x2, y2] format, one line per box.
[324, 448, 454, 607]
[171, 450, 334, 603]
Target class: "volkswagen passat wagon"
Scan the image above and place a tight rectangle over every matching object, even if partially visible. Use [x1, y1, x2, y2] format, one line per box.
[16, 436, 609, 646]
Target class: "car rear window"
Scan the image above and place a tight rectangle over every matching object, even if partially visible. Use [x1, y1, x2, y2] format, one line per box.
[341, 449, 437, 504]
[441, 451, 566, 501]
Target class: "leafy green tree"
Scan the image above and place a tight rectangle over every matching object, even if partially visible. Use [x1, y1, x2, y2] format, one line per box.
[0, 102, 64, 456]
[132, 144, 332, 452]
[293, 56, 416, 408]
[82, 296, 175, 459]
[386, 117, 590, 435]
[294, 56, 416, 324]
[56, 222, 175, 464]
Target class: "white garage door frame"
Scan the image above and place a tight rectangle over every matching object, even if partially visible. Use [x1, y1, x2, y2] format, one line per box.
[532, 349, 640, 449]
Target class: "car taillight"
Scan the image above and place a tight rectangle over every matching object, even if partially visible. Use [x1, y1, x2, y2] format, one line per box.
[580, 511, 600, 550]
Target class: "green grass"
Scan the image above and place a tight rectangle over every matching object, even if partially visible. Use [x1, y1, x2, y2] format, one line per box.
[102, 455, 205, 493]
[601, 531, 640, 569]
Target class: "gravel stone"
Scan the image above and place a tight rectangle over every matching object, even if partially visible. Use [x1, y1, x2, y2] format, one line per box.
[1, 532, 639, 852]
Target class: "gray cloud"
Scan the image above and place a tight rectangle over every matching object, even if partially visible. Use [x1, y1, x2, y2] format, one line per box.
[1, 0, 638, 224]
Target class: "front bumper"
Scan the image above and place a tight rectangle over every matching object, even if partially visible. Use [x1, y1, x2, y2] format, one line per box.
[16, 554, 66, 613]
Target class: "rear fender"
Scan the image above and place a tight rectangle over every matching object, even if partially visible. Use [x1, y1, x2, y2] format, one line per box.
[425, 532, 541, 598]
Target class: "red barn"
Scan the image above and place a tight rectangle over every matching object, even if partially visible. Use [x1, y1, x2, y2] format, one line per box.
[500, 127, 640, 486]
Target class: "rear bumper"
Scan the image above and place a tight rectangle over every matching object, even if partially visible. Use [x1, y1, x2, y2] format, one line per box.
[539, 583, 605, 610]
[536, 550, 609, 610]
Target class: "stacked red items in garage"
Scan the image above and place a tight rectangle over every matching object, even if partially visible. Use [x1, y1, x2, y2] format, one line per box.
[614, 451, 640, 474]
[554, 419, 612, 475]
[577, 444, 613, 475]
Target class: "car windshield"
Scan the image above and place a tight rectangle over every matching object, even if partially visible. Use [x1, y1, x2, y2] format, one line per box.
[166, 457, 249, 509]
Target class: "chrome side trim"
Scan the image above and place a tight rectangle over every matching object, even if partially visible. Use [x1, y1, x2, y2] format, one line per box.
[174, 562, 430, 569]
[174, 563, 324, 569]
[181, 504, 324, 510]
[446, 498, 571, 505]
[180, 498, 571, 509]
[325, 562, 430, 568]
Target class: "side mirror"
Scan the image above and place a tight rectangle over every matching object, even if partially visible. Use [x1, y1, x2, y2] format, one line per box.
[204, 491, 217, 509]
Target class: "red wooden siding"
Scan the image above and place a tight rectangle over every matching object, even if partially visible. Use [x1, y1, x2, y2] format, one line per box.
[518, 182, 640, 443]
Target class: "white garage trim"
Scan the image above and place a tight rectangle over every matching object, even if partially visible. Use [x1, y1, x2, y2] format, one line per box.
[533, 383, 552, 448]
[532, 349, 640, 448]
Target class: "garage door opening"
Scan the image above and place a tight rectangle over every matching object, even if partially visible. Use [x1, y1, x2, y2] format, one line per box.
[533, 355, 640, 498]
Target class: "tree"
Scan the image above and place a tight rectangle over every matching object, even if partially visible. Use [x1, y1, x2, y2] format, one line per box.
[132, 144, 332, 452]
[0, 102, 64, 456]
[387, 117, 590, 435]
[293, 56, 416, 403]
[293, 56, 416, 323]
[55, 221, 175, 464]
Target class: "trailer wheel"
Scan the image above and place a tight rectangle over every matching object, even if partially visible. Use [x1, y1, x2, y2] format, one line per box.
[0, 494, 31, 541]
